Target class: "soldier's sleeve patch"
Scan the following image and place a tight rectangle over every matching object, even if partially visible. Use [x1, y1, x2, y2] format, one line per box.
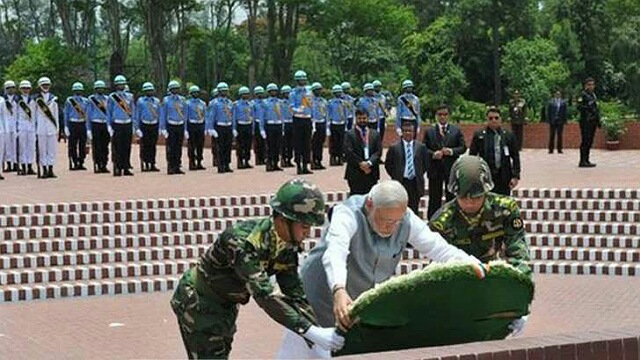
[512, 217, 524, 230]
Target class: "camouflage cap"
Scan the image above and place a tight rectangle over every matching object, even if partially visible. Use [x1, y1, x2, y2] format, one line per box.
[270, 178, 326, 226]
[447, 156, 494, 197]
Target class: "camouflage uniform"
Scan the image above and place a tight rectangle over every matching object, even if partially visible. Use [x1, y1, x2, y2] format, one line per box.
[171, 179, 325, 359]
[428, 156, 531, 276]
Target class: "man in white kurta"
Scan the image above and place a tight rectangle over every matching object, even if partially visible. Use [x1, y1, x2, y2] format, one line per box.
[276, 180, 486, 359]
[34, 77, 59, 178]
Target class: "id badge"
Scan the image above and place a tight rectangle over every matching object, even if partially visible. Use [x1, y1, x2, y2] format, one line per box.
[503, 146, 510, 157]
[364, 146, 370, 160]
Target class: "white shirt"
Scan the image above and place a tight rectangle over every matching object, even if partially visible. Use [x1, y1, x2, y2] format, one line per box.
[402, 140, 414, 179]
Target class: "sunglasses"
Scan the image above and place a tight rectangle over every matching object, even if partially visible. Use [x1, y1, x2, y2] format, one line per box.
[488, 116, 500, 120]
[437, 112, 449, 116]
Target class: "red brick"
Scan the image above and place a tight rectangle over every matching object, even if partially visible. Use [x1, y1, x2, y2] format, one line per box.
[622, 337, 639, 359]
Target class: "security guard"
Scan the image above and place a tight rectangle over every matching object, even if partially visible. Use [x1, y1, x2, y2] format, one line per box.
[372, 79, 389, 143]
[290, 70, 313, 174]
[508, 90, 527, 151]
[261, 83, 283, 172]
[577, 77, 600, 168]
[280, 85, 294, 168]
[134, 82, 161, 172]
[64, 82, 89, 171]
[232, 86, 254, 169]
[160, 80, 188, 175]
[209, 87, 220, 168]
[327, 85, 347, 166]
[2, 81, 18, 173]
[396, 79, 421, 136]
[358, 83, 379, 132]
[87, 80, 110, 173]
[206, 82, 234, 173]
[310, 82, 328, 170]
[253, 86, 267, 166]
[16, 80, 37, 176]
[187, 85, 207, 171]
[341, 82, 355, 131]
[32, 77, 59, 179]
[107, 75, 135, 176]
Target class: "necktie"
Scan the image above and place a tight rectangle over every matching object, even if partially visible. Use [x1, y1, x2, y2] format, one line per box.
[406, 142, 415, 179]
[441, 125, 446, 137]
[494, 132, 502, 169]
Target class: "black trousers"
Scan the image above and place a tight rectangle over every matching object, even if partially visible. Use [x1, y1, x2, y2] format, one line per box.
[312, 122, 326, 163]
[266, 124, 282, 165]
[548, 123, 564, 153]
[579, 121, 597, 163]
[216, 125, 233, 171]
[281, 122, 293, 161]
[427, 170, 455, 220]
[188, 123, 205, 164]
[346, 117, 353, 131]
[140, 123, 159, 165]
[112, 123, 132, 171]
[511, 123, 524, 151]
[254, 122, 265, 163]
[348, 177, 377, 196]
[166, 124, 184, 172]
[378, 117, 386, 145]
[236, 124, 252, 162]
[293, 116, 312, 165]
[90, 122, 110, 168]
[402, 177, 420, 217]
[491, 168, 512, 196]
[68, 122, 87, 166]
[329, 124, 345, 158]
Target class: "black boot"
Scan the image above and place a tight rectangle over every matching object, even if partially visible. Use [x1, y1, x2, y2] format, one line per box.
[150, 163, 160, 172]
[296, 162, 303, 175]
[18, 164, 26, 176]
[123, 168, 134, 176]
[48, 166, 57, 178]
[189, 160, 197, 171]
[266, 161, 274, 172]
[196, 161, 206, 170]
[244, 160, 253, 169]
[27, 164, 36, 175]
[13, 163, 19, 172]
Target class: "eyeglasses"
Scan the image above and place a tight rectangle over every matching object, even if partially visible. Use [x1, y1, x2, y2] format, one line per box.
[488, 116, 500, 120]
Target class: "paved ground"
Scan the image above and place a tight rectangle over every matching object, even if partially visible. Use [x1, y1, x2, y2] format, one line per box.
[1, 275, 640, 359]
[1, 144, 639, 205]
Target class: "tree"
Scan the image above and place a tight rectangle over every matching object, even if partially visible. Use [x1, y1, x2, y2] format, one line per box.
[610, 16, 640, 113]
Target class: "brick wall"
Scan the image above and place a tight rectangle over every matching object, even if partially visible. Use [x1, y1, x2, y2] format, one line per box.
[382, 122, 640, 149]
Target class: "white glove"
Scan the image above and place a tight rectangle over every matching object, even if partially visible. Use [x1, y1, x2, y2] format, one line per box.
[509, 316, 528, 337]
[107, 126, 114, 137]
[86, 130, 92, 141]
[326, 127, 331, 137]
[161, 130, 169, 139]
[233, 129, 238, 138]
[64, 127, 70, 138]
[416, 125, 421, 134]
[212, 129, 219, 138]
[303, 326, 345, 352]
[396, 127, 402, 136]
[184, 130, 189, 140]
[135, 129, 143, 138]
[260, 130, 267, 139]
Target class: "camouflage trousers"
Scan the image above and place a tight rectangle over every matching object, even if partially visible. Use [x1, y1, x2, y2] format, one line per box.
[170, 269, 239, 359]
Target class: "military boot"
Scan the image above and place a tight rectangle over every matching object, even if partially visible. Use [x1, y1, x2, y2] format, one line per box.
[48, 166, 57, 179]
[27, 164, 36, 175]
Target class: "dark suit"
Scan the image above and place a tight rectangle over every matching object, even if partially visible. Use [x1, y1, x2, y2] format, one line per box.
[344, 126, 382, 195]
[545, 98, 567, 153]
[469, 127, 521, 196]
[384, 140, 428, 216]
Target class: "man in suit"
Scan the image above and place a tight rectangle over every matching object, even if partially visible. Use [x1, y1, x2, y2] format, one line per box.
[545, 90, 567, 154]
[469, 107, 520, 196]
[576, 77, 600, 167]
[344, 107, 382, 196]
[423, 104, 467, 219]
[385, 120, 428, 215]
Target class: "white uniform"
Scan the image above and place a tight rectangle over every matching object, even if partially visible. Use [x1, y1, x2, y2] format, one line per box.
[1, 94, 18, 165]
[0, 97, 5, 166]
[34, 92, 59, 167]
[16, 95, 37, 165]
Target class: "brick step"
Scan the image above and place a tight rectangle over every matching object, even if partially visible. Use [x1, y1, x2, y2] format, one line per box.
[527, 233, 640, 248]
[526, 221, 638, 235]
[0, 259, 193, 286]
[531, 261, 640, 276]
[517, 198, 640, 211]
[521, 209, 640, 222]
[512, 188, 640, 200]
[0, 244, 208, 271]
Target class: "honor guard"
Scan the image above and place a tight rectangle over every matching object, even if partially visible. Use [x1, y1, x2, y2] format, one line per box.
[134, 82, 161, 172]
[160, 80, 188, 175]
[232, 86, 254, 169]
[396, 80, 421, 136]
[0, 87, 6, 179]
[16, 80, 37, 176]
[577, 77, 600, 168]
[33, 77, 59, 179]
[252, 86, 267, 166]
[64, 82, 89, 171]
[327, 85, 348, 166]
[310, 82, 328, 170]
[372, 79, 390, 142]
[209, 87, 220, 168]
[340, 82, 355, 131]
[206, 82, 234, 173]
[87, 81, 110, 173]
[107, 74, 135, 176]
[261, 83, 283, 172]
[186, 85, 207, 171]
[2, 81, 18, 173]
[279, 85, 295, 168]
[291, 70, 313, 174]
[359, 83, 380, 132]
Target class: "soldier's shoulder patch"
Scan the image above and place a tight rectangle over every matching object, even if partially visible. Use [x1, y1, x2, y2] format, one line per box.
[512, 217, 524, 230]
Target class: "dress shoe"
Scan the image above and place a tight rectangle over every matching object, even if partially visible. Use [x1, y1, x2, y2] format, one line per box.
[48, 166, 57, 178]
[77, 164, 87, 171]
[150, 165, 160, 172]
[578, 162, 596, 168]
[301, 166, 313, 175]
[225, 167, 233, 173]
[274, 165, 284, 171]
[175, 169, 185, 174]
[0, 174, 4, 180]
[114, 169, 123, 177]
[196, 163, 206, 170]
[123, 169, 134, 176]
[27, 165, 36, 175]
[244, 162, 253, 169]
[558, 150, 564, 154]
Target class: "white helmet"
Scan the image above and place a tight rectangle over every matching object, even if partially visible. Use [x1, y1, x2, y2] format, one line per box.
[19, 80, 32, 89]
[38, 77, 52, 86]
[4, 80, 16, 89]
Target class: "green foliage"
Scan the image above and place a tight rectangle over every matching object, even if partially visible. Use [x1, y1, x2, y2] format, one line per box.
[454, 99, 490, 124]
[610, 16, 640, 114]
[5, 38, 90, 97]
[599, 101, 634, 140]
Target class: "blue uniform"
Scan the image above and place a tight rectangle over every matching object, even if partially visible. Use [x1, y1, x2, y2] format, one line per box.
[135, 95, 161, 168]
[160, 95, 187, 132]
[107, 91, 135, 126]
[311, 94, 328, 166]
[327, 98, 347, 126]
[358, 95, 379, 130]
[252, 98, 266, 165]
[87, 94, 110, 171]
[135, 96, 161, 128]
[290, 86, 312, 118]
[64, 95, 90, 168]
[208, 97, 234, 172]
[260, 97, 283, 132]
[233, 99, 255, 165]
[281, 97, 293, 124]
[341, 94, 355, 130]
[396, 93, 421, 129]
[87, 94, 108, 131]
[63, 95, 89, 129]
[263, 96, 285, 169]
[186, 97, 207, 169]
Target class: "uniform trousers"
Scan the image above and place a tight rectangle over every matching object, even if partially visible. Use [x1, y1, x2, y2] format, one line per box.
[140, 123, 159, 165]
[511, 123, 524, 151]
[292, 116, 312, 165]
[311, 122, 326, 163]
[579, 121, 597, 163]
[329, 124, 345, 159]
[90, 122, 110, 168]
[281, 122, 293, 161]
[427, 170, 455, 220]
[215, 125, 233, 171]
[187, 122, 205, 164]
[0, 133, 5, 165]
[491, 168, 512, 196]
[548, 123, 564, 153]
[253, 122, 265, 164]
[68, 122, 87, 166]
[18, 131, 36, 165]
[112, 123, 132, 171]
[37, 134, 57, 166]
[4, 131, 16, 163]
[265, 123, 282, 165]
[166, 124, 184, 172]
[236, 124, 252, 163]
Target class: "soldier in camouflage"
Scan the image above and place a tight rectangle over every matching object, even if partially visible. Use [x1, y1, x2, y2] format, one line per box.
[170, 178, 344, 359]
[429, 155, 531, 336]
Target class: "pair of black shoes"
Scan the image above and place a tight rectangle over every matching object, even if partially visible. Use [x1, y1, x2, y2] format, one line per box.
[296, 164, 313, 175]
[39, 166, 57, 179]
[17, 165, 36, 176]
[114, 169, 134, 176]
[579, 161, 596, 168]
[310, 162, 326, 170]
[142, 163, 160, 172]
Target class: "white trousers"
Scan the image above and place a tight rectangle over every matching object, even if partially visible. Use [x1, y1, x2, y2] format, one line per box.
[38, 134, 57, 166]
[4, 131, 16, 163]
[18, 131, 36, 164]
[0, 133, 5, 165]
[275, 329, 331, 359]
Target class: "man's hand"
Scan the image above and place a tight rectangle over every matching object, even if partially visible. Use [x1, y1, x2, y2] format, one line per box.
[509, 178, 519, 189]
[442, 147, 453, 156]
[433, 150, 444, 160]
[333, 288, 354, 332]
[358, 161, 370, 172]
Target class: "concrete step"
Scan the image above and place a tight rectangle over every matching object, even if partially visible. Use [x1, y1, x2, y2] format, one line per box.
[517, 198, 640, 211]
[521, 209, 640, 222]
[527, 233, 640, 249]
[512, 188, 639, 200]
